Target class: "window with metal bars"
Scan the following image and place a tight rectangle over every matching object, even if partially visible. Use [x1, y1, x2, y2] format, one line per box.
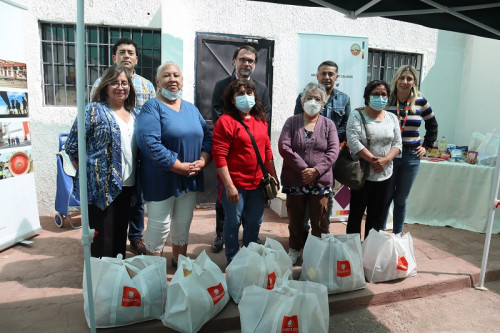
[40, 22, 161, 106]
[367, 49, 423, 88]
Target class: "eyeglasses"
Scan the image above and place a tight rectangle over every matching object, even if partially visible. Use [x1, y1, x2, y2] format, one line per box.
[109, 81, 129, 88]
[237, 57, 255, 65]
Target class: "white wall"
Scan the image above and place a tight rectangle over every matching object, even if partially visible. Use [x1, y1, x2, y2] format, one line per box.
[420, 30, 467, 145]
[162, 0, 442, 189]
[26, 0, 162, 215]
[454, 35, 500, 145]
[26, 0, 479, 215]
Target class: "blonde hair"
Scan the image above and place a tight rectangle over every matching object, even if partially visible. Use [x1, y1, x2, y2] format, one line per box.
[388, 65, 420, 112]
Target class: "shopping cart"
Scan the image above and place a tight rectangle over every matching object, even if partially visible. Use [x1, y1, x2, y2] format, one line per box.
[54, 133, 81, 228]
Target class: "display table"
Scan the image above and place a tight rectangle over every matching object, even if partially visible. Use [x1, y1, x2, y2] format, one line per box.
[406, 160, 500, 233]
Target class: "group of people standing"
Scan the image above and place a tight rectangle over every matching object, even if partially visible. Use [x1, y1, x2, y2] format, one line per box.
[65, 38, 437, 267]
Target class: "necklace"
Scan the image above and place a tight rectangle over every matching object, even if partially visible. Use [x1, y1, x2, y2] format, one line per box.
[397, 98, 410, 133]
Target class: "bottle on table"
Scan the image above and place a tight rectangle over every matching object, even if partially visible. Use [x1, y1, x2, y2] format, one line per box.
[438, 136, 447, 157]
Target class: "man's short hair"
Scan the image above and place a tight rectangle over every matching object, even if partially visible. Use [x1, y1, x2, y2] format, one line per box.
[232, 45, 258, 63]
[317, 60, 339, 72]
[112, 38, 138, 55]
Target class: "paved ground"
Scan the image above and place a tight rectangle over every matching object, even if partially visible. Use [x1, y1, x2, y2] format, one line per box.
[0, 207, 499, 332]
[331, 279, 500, 332]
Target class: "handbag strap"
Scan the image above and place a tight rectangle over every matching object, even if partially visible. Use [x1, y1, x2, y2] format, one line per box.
[357, 109, 371, 150]
[357, 109, 372, 178]
[237, 117, 270, 178]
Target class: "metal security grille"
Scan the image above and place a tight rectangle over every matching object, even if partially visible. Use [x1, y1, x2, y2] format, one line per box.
[367, 49, 423, 87]
[40, 22, 161, 106]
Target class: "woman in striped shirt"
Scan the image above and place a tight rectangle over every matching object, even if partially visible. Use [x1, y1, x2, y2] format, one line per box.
[382, 65, 438, 234]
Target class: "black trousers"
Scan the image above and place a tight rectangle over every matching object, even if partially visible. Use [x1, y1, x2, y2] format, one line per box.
[88, 186, 135, 258]
[346, 179, 390, 238]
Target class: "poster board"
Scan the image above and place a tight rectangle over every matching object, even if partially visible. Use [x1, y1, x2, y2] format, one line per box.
[297, 33, 368, 220]
[297, 33, 368, 112]
[0, 0, 41, 251]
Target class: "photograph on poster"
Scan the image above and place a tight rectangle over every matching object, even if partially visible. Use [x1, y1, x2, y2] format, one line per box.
[0, 148, 33, 180]
[0, 59, 27, 89]
[0, 91, 28, 117]
[0, 120, 31, 150]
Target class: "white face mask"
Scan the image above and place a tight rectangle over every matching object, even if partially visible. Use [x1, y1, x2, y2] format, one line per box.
[161, 88, 182, 100]
[303, 100, 322, 116]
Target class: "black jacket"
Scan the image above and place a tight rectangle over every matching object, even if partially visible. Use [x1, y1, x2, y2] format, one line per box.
[210, 74, 272, 126]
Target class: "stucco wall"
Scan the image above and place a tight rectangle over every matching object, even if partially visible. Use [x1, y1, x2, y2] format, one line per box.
[26, 0, 456, 215]
[26, 0, 161, 215]
[454, 36, 500, 145]
[163, 0, 441, 196]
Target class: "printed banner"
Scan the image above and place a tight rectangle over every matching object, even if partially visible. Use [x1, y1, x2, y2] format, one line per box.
[0, 1, 41, 251]
[297, 33, 369, 109]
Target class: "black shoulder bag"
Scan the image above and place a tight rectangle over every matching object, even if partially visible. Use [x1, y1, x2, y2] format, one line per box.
[333, 109, 371, 190]
[237, 118, 279, 200]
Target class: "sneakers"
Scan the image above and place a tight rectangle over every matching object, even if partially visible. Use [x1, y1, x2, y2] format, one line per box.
[288, 248, 301, 265]
[211, 236, 223, 253]
[130, 238, 146, 255]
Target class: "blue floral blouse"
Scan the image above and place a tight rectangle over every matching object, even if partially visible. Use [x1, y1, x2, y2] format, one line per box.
[65, 101, 138, 210]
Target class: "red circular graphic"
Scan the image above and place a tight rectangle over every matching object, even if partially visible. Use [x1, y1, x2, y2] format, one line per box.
[9, 152, 29, 175]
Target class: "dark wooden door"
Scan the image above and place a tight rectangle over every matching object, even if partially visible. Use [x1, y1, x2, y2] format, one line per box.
[195, 33, 274, 204]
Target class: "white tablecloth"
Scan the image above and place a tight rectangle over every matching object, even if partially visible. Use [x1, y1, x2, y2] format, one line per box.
[406, 160, 500, 233]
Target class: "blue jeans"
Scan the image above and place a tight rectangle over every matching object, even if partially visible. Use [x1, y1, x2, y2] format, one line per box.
[128, 178, 145, 241]
[221, 184, 265, 262]
[382, 148, 421, 234]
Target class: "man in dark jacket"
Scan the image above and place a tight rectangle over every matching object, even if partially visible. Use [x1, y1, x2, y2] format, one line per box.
[210, 45, 272, 253]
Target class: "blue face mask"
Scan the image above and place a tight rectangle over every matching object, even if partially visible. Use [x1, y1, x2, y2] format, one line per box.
[235, 95, 255, 113]
[161, 88, 182, 100]
[369, 95, 388, 111]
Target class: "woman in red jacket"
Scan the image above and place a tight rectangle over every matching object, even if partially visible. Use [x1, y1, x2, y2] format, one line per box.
[212, 79, 279, 264]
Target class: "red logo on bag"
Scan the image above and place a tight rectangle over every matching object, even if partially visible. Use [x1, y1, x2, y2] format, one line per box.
[337, 260, 351, 277]
[281, 315, 299, 332]
[121, 286, 141, 307]
[207, 282, 225, 305]
[267, 272, 277, 290]
[397, 256, 409, 271]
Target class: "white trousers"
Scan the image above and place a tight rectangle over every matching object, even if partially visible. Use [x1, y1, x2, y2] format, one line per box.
[144, 191, 197, 254]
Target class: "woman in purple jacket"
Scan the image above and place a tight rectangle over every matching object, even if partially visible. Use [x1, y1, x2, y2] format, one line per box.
[278, 82, 340, 264]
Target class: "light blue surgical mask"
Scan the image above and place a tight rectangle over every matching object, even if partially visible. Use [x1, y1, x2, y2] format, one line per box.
[369, 95, 388, 111]
[235, 95, 255, 113]
[161, 88, 182, 100]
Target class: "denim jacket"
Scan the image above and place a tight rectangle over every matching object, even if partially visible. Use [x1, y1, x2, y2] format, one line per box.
[294, 89, 351, 142]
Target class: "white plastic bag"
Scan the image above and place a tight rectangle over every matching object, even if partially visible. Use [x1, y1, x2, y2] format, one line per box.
[226, 237, 292, 303]
[239, 270, 329, 333]
[162, 251, 229, 333]
[362, 229, 417, 283]
[83, 254, 167, 328]
[477, 130, 500, 167]
[301, 233, 365, 293]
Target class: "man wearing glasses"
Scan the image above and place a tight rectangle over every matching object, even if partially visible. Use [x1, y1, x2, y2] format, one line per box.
[210, 44, 272, 253]
[90, 37, 156, 255]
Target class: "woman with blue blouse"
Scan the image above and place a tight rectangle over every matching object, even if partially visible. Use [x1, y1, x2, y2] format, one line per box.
[382, 65, 438, 234]
[278, 82, 339, 265]
[135, 61, 212, 267]
[346, 80, 402, 238]
[65, 65, 138, 258]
